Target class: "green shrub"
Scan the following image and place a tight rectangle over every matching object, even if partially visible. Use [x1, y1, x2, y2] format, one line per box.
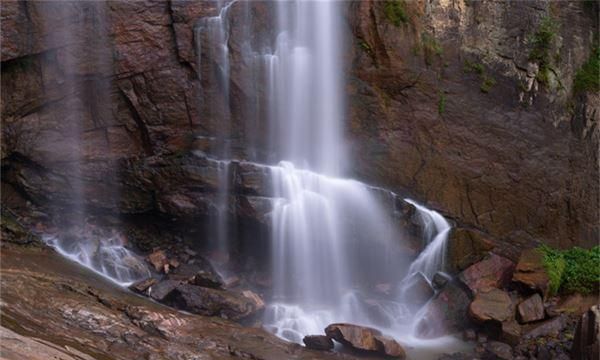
[573, 47, 599, 94]
[384, 0, 408, 27]
[464, 60, 484, 75]
[528, 16, 560, 86]
[480, 75, 497, 93]
[422, 33, 442, 66]
[539, 245, 600, 295]
[438, 92, 446, 115]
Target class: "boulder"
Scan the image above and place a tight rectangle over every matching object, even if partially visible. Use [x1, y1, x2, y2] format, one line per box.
[571, 305, 600, 360]
[512, 249, 550, 299]
[523, 315, 567, 339]
[469, 288, 513, 324]
[400, 272, 434, 306]
[303, 335, 333, 351]
[324, 323, 405, 358]
[501, 320, 521, 346]
[484, 341, 513, 360]
[129, 277, 158, 294]
[459, 254, 515, 294]
[463, 329, 477, 341]
[147, 280, 180, 302]
[517, 294, 544, 323]
[147, 249, 168, 272]
[447, 228, 495, 272]
[414, 281, 471, 338]
[432, 272, 451, 290]
[190, 270, 223, 288]
[168, 284, 264, 321]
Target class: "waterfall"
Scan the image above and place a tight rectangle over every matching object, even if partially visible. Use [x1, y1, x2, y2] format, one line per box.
[404, 199, 451, 280]
[37, 1, 149, 286]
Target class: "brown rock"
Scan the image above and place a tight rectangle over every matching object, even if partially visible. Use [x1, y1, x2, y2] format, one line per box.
[447, 228, 495, 272]
[469, 288, 513, 324]
[501, 320, 521, 346]
[414, 281, 471, 338]
[432, 272, 451, 290]
[129, 277, 158, 294]
[517, 294, 545, 323]
[168, 284, 264, 321]
[324, 323, 405, 358]
[190, 270, 223, 289]
[147, 249, 168, 272]
[373, 334, 406, 358]
[303, 335, 333, 351]
[459, 253, 515, 294]
[571, 305, 600, 360]
[512, 249, 550, 299]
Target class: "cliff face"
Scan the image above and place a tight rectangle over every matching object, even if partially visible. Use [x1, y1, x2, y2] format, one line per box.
[1, 0, 598, 249]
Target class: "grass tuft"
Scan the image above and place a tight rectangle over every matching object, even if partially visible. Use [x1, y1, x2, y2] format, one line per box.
[539, 245, 600, 295]
[384, 0, 408, 27]
[573, 47, 599, 94]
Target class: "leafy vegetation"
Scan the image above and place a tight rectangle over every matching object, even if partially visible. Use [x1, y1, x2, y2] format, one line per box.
[573, 47, 599, 94]
[358, 39, 374, 57]
[438, 92, 446, 115]
[539, 245, 600, 295]
[383, 0, 408, 27]
[422, 33, 442, 66]
[528, 16, 560, 86]
[464, 60, 496, 93]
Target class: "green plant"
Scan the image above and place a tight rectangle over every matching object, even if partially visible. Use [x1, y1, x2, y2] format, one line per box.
[463, 60, 484, 75]
[358, 39, 374, 57]
[384, 0, 408, 26]
[480, 75, 497, 93]
[573, 47, 599, 93]
[528, 16, 560, 86]
[539, 245, 600, 295]
[422, 33, 442, 66]
[438, 92, 446, 115]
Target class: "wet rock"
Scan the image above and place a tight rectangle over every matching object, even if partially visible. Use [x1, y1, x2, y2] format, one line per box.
[459, 254, 515, 294]
[303, 335, 333, 351]
[147, 279, 180, 302]
[324, 323, 405, 358]
[447, 228, 495, 272]
[168, 284, 264, 321]
[190, 270, 223, 289]
[517, 294, 545, 323]
[501, 320, 521, 346]
[484, 341, 513, 360]
[469, 288, 513, 324]
[401, 272, 434, 306]
[414, 281, 471, 338]
[523, 314, 567, 339]
[129, 277, 158, 294]
[512, 249, 550, 299]
[463, 328, 477, 341]
[373, 334, 406, 358]
[432, 272, 451, 290]
[571, 305, 600, 360]
[147, 249, 168, 272]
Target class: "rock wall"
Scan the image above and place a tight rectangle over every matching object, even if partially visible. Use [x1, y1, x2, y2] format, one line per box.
[1, 0, 598, 249]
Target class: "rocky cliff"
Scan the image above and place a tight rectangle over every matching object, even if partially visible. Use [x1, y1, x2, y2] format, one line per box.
[1, 0, 598, 251]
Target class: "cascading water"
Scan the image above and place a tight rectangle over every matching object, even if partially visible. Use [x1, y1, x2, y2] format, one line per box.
[193, 0, 470, 357]
[36, 1, 149, 286]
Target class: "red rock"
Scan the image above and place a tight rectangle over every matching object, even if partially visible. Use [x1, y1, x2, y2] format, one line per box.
[517, 294, 545, 323]
[414, 282, 471, 338]
[523, 315, 567, 339]
[459, 253, 515, 294]
[469, 288, 513, 324]
[401, 272, 434, 306]
[147, 249, 168, 272]
[129, 277, 158, 294]
[324, 323, 405, 358]
[501, 320, 522, 346]
[512, 249, 550, 300]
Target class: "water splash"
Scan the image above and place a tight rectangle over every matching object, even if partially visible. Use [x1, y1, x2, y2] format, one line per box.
[44, 230, 150, 286]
